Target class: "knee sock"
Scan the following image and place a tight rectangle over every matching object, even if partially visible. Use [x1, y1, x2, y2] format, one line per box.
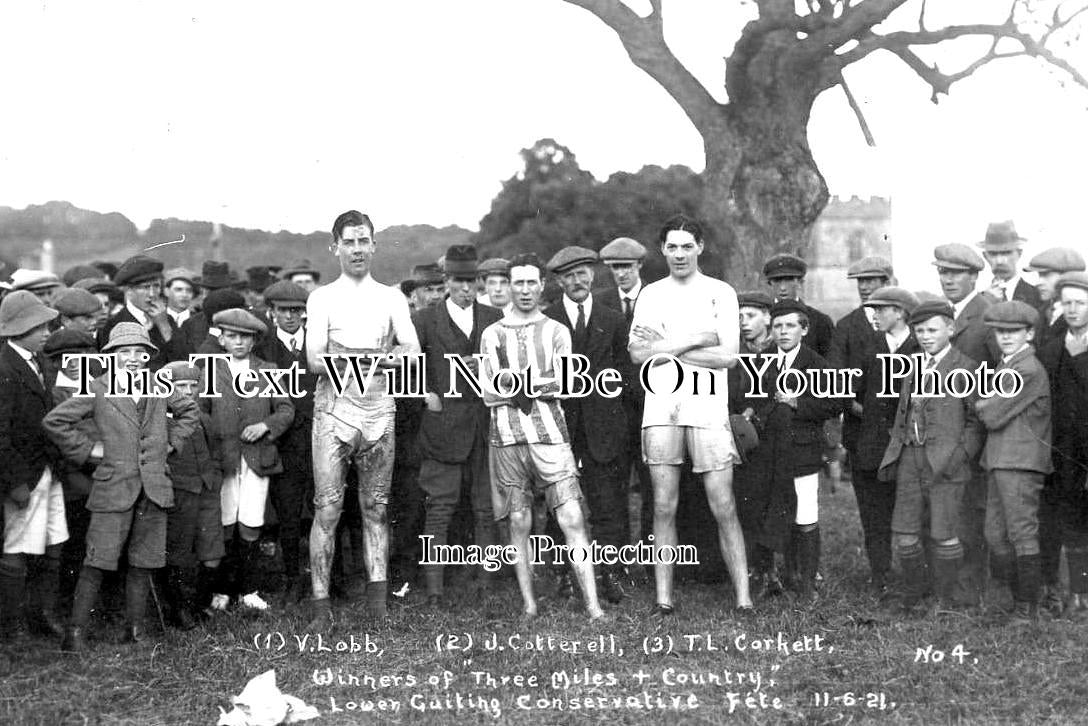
[70, 566, 105, 629]
[933, 542, 964, 605]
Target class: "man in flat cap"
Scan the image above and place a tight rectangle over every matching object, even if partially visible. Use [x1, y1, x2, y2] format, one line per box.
[477, 258, 512, 312]
[410, 245, 502, 606]
[255, 281, 317, 603]
[762, 253, 834, 358]
[629, 214, 751, 615]
[282, 259, 321, 294]
[410, 263, 446, 311]
[1024, 247, 1086, 347]
[979, 221, 1041, 309]
[598, 237, 647, 325]
[0, 291, 64, 640]
[99, 254, 175, 370]
[879, 300, 984, 617]
[852, 286, 920, 596]
[544, 245, 630, 603]
[306, 210, 419, 625]
[163, 268, 198, 329]
[11, 270, 63, 307]
[62, 265, 104, 289]
[1038, 272, 1088, 618]
[53, 288, 104, 339]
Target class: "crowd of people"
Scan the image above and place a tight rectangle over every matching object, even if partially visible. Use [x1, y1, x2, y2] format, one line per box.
[0, 209, 1086, 654]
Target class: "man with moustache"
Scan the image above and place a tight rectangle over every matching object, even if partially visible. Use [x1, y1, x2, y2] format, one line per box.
[978, 221, 1042, 308]
[544, 246, 630, 603]
[306, 210, 419, 626]
[411, 246, 501, 606]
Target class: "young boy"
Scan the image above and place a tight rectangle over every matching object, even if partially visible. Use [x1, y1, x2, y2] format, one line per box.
[44, 322, 199, 651]
[162, 361, 225, 628]
[975, 300, 1052, 622]
[0, 292, 65, 639]
[201, 308, 294, 611]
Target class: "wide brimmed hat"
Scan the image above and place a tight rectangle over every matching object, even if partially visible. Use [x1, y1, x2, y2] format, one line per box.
[196, 260, 242, 290]
[978, 221, 1025, 253]
[0, 290, 59, 337]
[443, 245, 479, 277]
[102, 321, 158, 353]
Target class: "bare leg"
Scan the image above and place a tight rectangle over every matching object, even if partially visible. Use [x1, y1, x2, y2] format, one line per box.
[648, 464, 681, 607]
[360, 492, 389, 582]
[309, 499, 343, 601]
[554, 497, 604, 618]
[508, 508, 537, 616]
[702, 467, 752, 608]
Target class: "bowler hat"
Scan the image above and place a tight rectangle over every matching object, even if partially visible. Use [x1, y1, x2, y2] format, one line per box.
[978, 221, 1025, 252]
[246, 266, 280, 292]
[202, 290, 247, 321]
[547, 246, 598, 275]
[102, 321, 158, 353]
[443, 245, 479, 277]
[0, 290, 59, 337]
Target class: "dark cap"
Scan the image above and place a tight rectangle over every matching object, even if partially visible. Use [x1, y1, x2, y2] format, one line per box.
[201, 289, 247, 321]
[847, 256, 894, 280]
[196, 260, 242, 290]
[910, 299, 956, 325]
[984, 300, 1039, 330]
[412, 263, 444, 285]
[113, 255, 164, 287]
[53, 288, 103, 317]
[737, 290, 773, 311]
[763, 253, 807, 280]
[443, 245, 479, 277]
[213, 308, 268, 336]
[44, 328, 97, 358]
[62, 265, 105, 288]
[246, 266, 281, 292]
[163, 361, 201, 383]
[547, 246, 598, 275]
[769, 299, 808, 321]
[263, 280, 309, 308]
[862, 286, 919, 314]
[399, 279, 418, 297]
[73, 278, 117, 296]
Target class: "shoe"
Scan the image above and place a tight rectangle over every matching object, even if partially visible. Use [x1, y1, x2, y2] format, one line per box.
[61, 626, 87, 653]
[306, 598, 334, 631]
[757, 572, 785, 600]
[208, 593, 230, 612]
[1041, 586, 1064, 618]
[239, 592, 270, 611]
[174, 608, 197, 631]
[124, 624, 147, 644]
[650, 603, 676, 618]
[1010, 601, 1037, 625]
[600, 571, 624, 605]
[556, 572, 575, 600]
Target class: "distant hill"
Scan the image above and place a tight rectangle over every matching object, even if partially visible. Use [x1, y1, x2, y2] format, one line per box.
[0, 201, 472, 286]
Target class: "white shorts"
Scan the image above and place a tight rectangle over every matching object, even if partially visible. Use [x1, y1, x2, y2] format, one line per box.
[220, 456, 270, 529]
[794, 472, 820, 526]
[3, 468, 68, 555]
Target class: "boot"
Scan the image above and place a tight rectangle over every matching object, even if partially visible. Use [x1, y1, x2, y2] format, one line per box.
[933, 542, 964, 612]
[64, 566, 104, 653]
[195, 564, 217, 615]
[989, 551, 1017, 609]
[794, 524, 820, 604]
[1012, 553, 1041, 624]
[599, 567, 625, 605]
[783, 532, 800, 592]
[424, 565, 444, 605]
[167, 567, 197, 631]
[26, 555, 65, 637]
[897, 542, 927, 613]
[0, 556, 27, 639]
[124, 567, 152, 643]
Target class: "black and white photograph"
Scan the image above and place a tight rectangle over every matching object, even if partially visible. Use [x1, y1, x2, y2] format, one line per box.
[1, 1, 1088, 723]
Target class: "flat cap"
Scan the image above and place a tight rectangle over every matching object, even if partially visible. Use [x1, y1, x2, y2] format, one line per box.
[932, 243, 985, 272]
[163, 267, 198, 287]
[910, 299, 955, 325]
[213, 307, 268, 336]
[202, 290, 247, 321]
[978, 221, 1025, 252]
[847, 256, 894, 280]
[1056, 271, 1088, 295]
[263, 280, 309, 307]
[737, 290, 773, 311]
[113, 255, 164, 287]
[411, 263, 444, 285]
[599, 237, 647, 263]
[91, 261, 119, 280]
[11, 269, 62, 292]
[62, 265, 104, 288]
[862, 286, 919, 314]
[547, 246, 598, 275]
[769, 298, 808, 321]
[102, 321, 157, 353]
[163, 360, 201, 383]
[984, 300, 1039, 330]
[0, 290, 59, 337]
[1024, 247, 1086, 274]
[73, 277, 117, 296]
[281, 259, 320, 282]
[53, 288, 103, 317]
[443, 245, 479, 277]
[44, 328, 97, 358]
[763, 253, 807, 280]
[478, 258, 510, 278]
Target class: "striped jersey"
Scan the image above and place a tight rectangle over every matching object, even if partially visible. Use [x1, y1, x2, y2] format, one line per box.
[479, 314, 571, 446]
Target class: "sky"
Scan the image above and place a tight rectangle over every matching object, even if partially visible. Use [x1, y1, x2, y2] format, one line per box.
[1, 0, 1086, 291]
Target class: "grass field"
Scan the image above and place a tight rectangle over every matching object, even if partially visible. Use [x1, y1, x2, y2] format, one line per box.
[3, 476, 1088, 726]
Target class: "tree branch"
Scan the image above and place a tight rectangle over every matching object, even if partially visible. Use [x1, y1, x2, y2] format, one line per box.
[561, 0, 724, 135]
[817, 0, 912, 47]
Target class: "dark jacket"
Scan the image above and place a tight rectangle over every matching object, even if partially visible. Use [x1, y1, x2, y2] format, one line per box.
[829, 306, 885, 453]
[801, 302, 834, 359]
[853, 333, 919, 471]
[951, 293, 1000, 367]
[0, 343, 60, 500]
[975, 345, 1052, 474]
[255, 328, 316, 464]
[98, 306, 175, 370]
[1039, 336, 1088, 495]
[167, 413, 223, 494]
[545, 298, 629, 463]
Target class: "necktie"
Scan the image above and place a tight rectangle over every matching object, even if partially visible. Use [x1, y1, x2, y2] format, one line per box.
[27, 356, 45, 389]
[575, 303, 587, 346]
[623, 297, 633, 323]
[290, 336, 299, 354]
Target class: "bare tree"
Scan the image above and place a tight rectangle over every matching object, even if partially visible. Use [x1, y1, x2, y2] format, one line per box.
[561, 0, 1088, 284]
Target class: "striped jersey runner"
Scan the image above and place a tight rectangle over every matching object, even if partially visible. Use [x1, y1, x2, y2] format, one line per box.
[479, 315, 571, 446]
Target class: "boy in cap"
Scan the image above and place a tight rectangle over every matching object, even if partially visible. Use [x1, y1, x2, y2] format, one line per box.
[0, 292, 66, 639]
[162, 268, 198, 329]
[879, 300, 985, 616]
[974, 301, 1052, 622]
[53, 288, 105, 338]
[161, 361, 224, 628]
[201, 308, 295, 611]
[1023, 247, 1086, 346]
[43, 322, 199, 650]
[477, 258, 512, 312]
[762, 253, 834, 358]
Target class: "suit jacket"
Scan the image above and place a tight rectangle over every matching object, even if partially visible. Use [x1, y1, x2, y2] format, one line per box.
[975, 346, 1052, 474]
[879, 346, 985, 483]
[854, 334, 920, 471]
[829, 306, 884, 452]
[545, 299, 629, 463]
[749, 344, 844, 477]
[413, 301, 502, 464]
[255, 328, 316, 462]
[200, 355, 295, 478]
[51, 385, 100, 501]
[1011, 278, 1043, 309]
[98, 306, 175, 370]
[167, 413, 223, 494]
[42, 373, 200, 512]
[802, 302, 834, 359]
[167, 312, 210, 362]
[951, 293, 1000, 366]
[1039, 335, 1088, 494]
[0, 344, 60, 499]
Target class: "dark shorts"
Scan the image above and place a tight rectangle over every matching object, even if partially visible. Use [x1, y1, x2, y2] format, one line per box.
[166, 488, 226, 567]
[84, 495, 168, 571]
[892, 446, 966, 542]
